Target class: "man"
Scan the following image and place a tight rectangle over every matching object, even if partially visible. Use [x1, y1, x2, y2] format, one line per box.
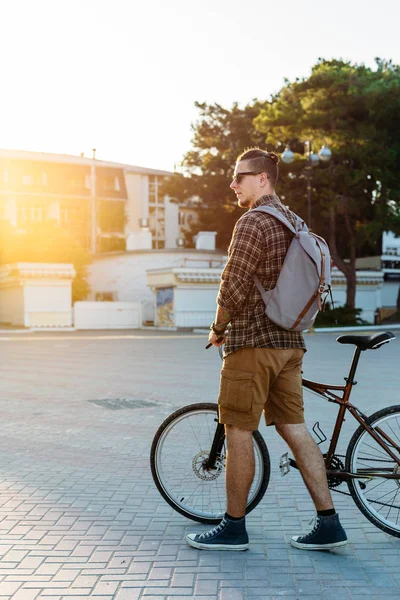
[186, 148, 347, 551]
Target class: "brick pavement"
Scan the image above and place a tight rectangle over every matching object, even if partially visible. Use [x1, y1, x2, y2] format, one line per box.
[0, 330, 399, 599]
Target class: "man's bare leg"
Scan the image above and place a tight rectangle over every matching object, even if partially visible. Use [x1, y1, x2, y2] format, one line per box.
[185, 423, 252, 550]
[275, 423, 333, 510]
[225, 424, 255, 517]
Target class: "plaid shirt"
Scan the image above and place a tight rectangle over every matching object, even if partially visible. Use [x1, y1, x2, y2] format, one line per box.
[217, 194, 306, 356]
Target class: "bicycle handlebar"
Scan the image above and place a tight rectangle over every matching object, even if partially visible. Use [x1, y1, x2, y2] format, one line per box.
[205, 336, 224, 349]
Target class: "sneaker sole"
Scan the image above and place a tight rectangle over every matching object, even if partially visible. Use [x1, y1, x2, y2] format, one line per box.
[290, 539, 348, 550]
[186, 538, 249, 551]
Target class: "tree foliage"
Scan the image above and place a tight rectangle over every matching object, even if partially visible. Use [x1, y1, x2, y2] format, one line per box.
[254, 58, 400, 305]
[0, 221, 91, 303]
[164, 59, 400, 307]
[161, 101, 267, 248]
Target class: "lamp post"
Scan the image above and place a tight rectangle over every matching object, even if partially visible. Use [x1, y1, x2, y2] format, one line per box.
[281, 141, 332, 230]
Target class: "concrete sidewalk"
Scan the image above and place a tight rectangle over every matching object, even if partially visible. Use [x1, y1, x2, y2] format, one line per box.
[0, 331, 399, 599]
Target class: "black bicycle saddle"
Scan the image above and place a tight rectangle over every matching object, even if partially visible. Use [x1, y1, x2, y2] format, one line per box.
[336, 331, 396, 350]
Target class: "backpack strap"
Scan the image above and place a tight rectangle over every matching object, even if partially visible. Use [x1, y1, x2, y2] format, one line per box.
[251, 205, 307, 235]
[253, 274, 271, 302]
[251, 205, 307, 302]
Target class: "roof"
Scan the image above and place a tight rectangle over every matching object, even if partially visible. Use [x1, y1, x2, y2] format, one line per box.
[93, 248, 226, 259]
[0, 149, 173, 177]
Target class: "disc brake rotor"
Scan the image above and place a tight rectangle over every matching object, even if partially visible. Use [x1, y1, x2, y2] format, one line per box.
[192, 450, 225, 481]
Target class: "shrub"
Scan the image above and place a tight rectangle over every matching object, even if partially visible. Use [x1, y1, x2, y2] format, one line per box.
[314, 304, 368, 328]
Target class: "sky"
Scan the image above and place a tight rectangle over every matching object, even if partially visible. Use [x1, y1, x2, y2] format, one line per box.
[1, 0, 400, 173]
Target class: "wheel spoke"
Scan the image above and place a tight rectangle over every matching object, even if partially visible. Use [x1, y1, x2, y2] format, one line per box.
[348, 407, 400, 537]
[151, 405, 269, 523]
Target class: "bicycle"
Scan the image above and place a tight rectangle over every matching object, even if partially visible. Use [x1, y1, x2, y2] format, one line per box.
[150, 331, 400, 538]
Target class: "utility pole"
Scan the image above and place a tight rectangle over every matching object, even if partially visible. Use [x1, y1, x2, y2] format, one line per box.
[90, 148, 97, 254]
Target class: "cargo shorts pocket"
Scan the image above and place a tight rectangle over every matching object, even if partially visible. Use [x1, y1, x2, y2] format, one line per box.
[218, 368, 254, 412]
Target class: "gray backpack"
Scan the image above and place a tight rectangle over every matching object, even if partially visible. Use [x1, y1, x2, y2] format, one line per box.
[252, 205, 332, 332]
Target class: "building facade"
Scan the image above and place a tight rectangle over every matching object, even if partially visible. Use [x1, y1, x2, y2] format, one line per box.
[0, 149, 184, 254]
[356, 231, 400, 318]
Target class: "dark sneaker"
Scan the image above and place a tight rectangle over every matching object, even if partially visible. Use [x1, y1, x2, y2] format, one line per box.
[290, 513, 347, 550]
[186, 515, 249, 551]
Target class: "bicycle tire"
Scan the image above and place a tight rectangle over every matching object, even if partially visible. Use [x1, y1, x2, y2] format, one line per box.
[150, 403, 270, 524]
[345, 404, 400, 538]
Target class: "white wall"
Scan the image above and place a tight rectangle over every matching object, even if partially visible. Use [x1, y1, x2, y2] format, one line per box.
[0, 263, 74, 327]
[164, 197, 179, 249]
[332, 284, 381, 323]
[383, 231, 400, 254]
[89, 250, 226, 305]
[174, 287, 218, 327]
[74, 301, 142, 329]
[24, 281, 73, 327]
[381, 281, 399, 307]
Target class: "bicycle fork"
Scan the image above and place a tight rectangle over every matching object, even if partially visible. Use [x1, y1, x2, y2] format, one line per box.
[205, 422, 225, 471]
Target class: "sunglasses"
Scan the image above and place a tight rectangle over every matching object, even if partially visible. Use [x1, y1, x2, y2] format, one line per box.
[232, 171, 262, 184]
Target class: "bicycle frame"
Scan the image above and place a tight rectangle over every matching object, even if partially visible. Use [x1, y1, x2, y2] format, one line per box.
[301, 345, 400, 481]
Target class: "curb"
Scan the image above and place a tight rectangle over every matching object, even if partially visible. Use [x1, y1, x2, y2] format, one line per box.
[1, 325, 399, 336]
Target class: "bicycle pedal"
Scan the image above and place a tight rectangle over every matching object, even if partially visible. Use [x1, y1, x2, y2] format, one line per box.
[279, 452, 291, 476]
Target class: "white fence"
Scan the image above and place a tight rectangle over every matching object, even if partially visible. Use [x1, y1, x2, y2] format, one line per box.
[74, 302, 142, 329]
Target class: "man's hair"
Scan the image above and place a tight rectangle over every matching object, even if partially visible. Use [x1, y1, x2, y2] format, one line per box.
[237, 147, 279, 185]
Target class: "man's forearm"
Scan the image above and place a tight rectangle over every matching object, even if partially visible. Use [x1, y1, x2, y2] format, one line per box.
[213, 305, 232, 332]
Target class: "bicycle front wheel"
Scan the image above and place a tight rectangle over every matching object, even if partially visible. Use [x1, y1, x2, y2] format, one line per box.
[346, 405, 400, 538]
[150, 403, 270, 524]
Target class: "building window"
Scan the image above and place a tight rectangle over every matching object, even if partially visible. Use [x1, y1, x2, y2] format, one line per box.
[31, 206, 44, 221]
[17, 204, 45, 223]
[103, 177, 117, 193]
[148, 175, 166, 206]
[114, 176, 120, 192]
[61, 206, 79, 224]
[149, 175, 156, 204]
[42, 172, 47, 185]
[3, 170, 8, 184]
[22, 175, 33, 185]
[98, 199, 125, 233]
[95, 292, 115, 301]
[85, 174, 91, 189]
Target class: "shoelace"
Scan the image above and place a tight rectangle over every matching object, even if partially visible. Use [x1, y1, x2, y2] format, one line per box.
[197, 518, 228, 540]
[302, 516, 321, 540]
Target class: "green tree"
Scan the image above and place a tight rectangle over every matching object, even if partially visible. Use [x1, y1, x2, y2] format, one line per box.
[161, 101, 267, 249]
[254, 58, 400, 306]
[0, 221, 91, 303]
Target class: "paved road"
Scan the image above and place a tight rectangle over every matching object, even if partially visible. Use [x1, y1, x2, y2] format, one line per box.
[0, 330, 399, 599]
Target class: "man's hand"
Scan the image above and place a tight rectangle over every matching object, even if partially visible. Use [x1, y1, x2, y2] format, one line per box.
[208, 330, 226, 347]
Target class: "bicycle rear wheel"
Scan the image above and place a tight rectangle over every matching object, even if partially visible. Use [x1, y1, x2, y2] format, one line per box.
[150, 403, 270, 524]
[346, 405, 400, 538]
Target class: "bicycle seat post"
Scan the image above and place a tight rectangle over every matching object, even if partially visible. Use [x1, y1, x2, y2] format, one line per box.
[345, 347, 362, 386]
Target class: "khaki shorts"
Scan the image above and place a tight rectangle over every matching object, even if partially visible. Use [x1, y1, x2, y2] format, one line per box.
[218, 347, 305, 430]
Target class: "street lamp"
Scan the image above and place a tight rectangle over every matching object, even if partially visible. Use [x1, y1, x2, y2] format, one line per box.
[281, 141, 332, 230]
